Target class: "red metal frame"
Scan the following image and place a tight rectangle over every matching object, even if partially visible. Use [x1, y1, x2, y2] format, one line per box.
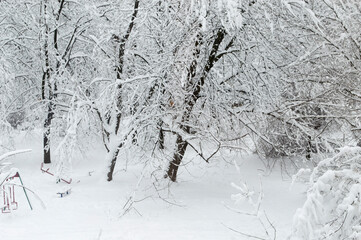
[40, 163, 72, 184]
[2, 174, 19, 213]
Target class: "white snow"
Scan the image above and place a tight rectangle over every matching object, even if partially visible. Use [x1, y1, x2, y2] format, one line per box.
[292, 147, 361, 239]
[0, 135, 306, 240]
[0, 149, 32, 162]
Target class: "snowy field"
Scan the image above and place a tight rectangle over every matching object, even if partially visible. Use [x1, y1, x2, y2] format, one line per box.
[0, 133, 307, 240]
[1, 1, 360, 239]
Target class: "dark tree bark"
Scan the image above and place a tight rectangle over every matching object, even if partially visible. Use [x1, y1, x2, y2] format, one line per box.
[306, 136, 312, 160]
[166, 28, 226, 182]
[158, 120, 165, 150]
[167, 135, 188, 181]
[41, 0, 67, 164]
[357, 139, 361, 147]
[42, 0, 53, 164]
[107, 142, 123, 182]
[107, 0, 140, 181]
[53, 0, 65, 99]
[41, 0, 66, 164]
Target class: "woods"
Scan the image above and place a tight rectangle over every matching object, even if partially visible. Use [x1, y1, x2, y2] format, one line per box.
[1, 0, 361, 239]
[0, 0, 360, 181]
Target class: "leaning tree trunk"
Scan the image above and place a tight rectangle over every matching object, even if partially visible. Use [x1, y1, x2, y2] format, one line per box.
[107, 142, 123, 181]
[107, 0, 139, 181]
[166, 28, 226, 182]
[167, 134, 188, 181]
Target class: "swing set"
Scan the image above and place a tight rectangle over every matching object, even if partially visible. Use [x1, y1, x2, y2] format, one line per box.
[1, 171, 32, 213]
[0, 149, 34, 213]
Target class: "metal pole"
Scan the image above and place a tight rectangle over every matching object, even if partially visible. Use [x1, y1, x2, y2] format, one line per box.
[17, 173, 32, 210]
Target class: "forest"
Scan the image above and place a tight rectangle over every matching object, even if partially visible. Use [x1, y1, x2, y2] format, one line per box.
[1, 0, 361, 239]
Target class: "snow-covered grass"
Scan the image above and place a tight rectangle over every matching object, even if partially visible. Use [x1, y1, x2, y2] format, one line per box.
[0, 133, 306, 240]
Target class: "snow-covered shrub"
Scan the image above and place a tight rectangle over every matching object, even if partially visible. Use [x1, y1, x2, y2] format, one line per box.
[6, 111, 25, 129]
[257, 116, 313, 158]
[292, 147, 361, 239]
[257, 103, 332, 159]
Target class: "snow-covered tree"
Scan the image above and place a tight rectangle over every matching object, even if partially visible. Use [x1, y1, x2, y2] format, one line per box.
[257, 0, 361, 159]
[1, 0, 360, 185]
[0, 0, 93, 167]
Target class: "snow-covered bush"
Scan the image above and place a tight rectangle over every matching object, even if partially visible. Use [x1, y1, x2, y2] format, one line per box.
[292, 147, 361, 239]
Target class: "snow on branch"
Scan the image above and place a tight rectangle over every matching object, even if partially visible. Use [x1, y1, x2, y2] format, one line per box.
[0, 149, 32, 162]
[292, 147, 361, 239]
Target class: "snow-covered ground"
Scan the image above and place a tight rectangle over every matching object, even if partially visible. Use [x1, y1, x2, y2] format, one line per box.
[1, 133, 307, 240]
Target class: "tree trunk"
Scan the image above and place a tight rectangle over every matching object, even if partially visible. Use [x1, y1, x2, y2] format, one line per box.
[42, 87, 53, 164]
[42, 0, 53, 164]
[43, 126, 51, 164]
[166, 28, 226, 182]
[107, 143, 122, 181]
[306, 136, 312, 160]
[166, 134, 188, 182]
[132, 130, 138, 145]
[106, 0, 139, 181]
[158, 120, 165, 149]
[106, 131, 131, 181]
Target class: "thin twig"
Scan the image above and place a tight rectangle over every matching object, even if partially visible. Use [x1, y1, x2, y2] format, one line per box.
[222, 223, 267, 240]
